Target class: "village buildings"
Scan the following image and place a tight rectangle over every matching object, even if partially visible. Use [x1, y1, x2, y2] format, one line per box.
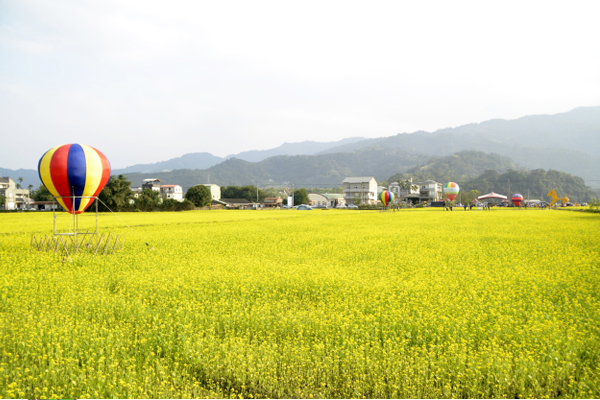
[0, 177, 30, 210]
[342, 177, 378, 205]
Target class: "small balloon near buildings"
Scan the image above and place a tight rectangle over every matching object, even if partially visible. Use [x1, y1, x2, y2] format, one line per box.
[443, 182, 460, 201]
[511, 194, 524, 207]
[38, 143, 111, 214]
[380, 190, 395, 207]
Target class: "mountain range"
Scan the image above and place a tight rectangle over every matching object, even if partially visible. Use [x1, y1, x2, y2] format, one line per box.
[2, 107, 599, 190]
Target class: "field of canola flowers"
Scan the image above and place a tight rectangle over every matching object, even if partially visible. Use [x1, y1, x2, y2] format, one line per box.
[1, 208, 599, 398]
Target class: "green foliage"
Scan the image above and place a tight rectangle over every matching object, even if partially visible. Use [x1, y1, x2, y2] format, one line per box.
[124, 148, 429, 189]
[185, 185, 212, 207]
[221, 186, 267, 202]
[160, 199, 195, 212]
[97, 175, 133, 212]
[388, 151, 518, 185]
[293, 188, 309, 206]
[32, 185, 54, 202]
[0, 194, 5, 207]
[589, 198, 600, 212]
[134, 188, 161, 212]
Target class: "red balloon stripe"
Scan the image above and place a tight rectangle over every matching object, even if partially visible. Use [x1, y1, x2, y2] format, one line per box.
[49, 144, 73, 211]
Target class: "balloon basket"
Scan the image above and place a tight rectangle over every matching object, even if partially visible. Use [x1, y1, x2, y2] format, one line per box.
[31, 196, 123, 258]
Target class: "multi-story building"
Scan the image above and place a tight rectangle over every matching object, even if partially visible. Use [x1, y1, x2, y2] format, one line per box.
[0, 177, 30, 210]
[388, 178, 420, 202]
[418, 180, 443, 203]
[342, 177, 378, 205]
[160, 185, 184, 201]
[388, 178, 443, 204]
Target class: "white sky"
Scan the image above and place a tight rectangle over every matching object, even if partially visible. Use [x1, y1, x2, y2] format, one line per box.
[1, 1, 599, 169]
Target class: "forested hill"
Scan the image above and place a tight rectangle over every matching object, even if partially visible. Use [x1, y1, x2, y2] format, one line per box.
[387, 151, 521, 184]
[124, 148, 431, 189]
[387, 151, 596, 202]
[320, 107, 600, 186]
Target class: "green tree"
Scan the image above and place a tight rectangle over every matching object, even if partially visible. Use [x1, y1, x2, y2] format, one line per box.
[0, 194, 5, 208]
[221, 185, 267, 202]
[185, 185, 212, 207]
[97, 175, 133, 212]
[16, 177, 23, 189]
[294, 188, 309, 206]
[32, 185, 55, 201]
[135, 189, 161, 212]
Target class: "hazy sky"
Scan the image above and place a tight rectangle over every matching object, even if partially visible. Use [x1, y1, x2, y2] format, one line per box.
[1, 1, 599, 170]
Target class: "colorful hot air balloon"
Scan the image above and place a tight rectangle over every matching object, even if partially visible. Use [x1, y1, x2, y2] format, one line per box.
[443, 182, 459, 201]
[38, 144, 111, 214]
[380, 190, 394, 207]
[511, 194, 524, 207]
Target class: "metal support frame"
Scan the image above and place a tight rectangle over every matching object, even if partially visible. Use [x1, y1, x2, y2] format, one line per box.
[53, 195, 99, 237]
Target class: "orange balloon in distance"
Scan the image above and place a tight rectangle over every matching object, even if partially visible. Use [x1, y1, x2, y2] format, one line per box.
[38, 144, 111, 214]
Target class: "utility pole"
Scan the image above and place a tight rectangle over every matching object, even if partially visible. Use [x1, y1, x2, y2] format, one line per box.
[292, 183, 295, 207]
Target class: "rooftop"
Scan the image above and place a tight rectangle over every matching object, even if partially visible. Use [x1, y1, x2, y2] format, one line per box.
[342, 177, 376, 183]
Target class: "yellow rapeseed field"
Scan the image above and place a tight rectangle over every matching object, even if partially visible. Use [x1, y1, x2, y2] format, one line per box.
[1, 208, 599, 398]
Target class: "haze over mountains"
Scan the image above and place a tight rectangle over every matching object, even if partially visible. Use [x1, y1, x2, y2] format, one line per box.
[3, 107, 599, 190]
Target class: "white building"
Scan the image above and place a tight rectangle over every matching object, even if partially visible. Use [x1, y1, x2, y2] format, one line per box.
[202, 184, 221, 200]
[160, 185, 184, 201]
[342, 177, 378, 205]
[418, 180, 443, 203]
[308, 193, 328, 206]
[388, 178, 420, 202]
[0, 177, 30, 210]
[388, 178, 443, 204]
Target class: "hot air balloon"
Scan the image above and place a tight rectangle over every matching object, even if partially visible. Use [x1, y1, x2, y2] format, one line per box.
[443, 182, 459, 201]
[38, 144, 111, 214]
[511, 194, 524, 207]
[380, 190, 394, 207]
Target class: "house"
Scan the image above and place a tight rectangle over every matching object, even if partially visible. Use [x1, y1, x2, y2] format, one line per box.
[308, 193, 328, 207]
[342, 177, 378, 205]
[323, 193, 345, 208]
[263, 197, 283, 207]
[30, 201, 62, 211]
[142, 179, 161, 192]
[201, 184, 221, 200]
[388, 178, 420, 203]
[160, 185, 184, 201]
[0, 177, 31, 210]
[388, 178, 443, 204]
[418, 180, 443, 203]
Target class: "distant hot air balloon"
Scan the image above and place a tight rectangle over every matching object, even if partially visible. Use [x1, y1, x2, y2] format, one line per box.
[380, 190, 394, 207]
[38, 144, 111, 214]
[511, 194, 524, 207]
[443, 182, 460, 201]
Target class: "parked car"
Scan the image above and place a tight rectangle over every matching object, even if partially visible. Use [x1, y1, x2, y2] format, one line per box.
[297, 205, 313, 210]
[336, 204, 347, 209]
[347, 204, 359, 209]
